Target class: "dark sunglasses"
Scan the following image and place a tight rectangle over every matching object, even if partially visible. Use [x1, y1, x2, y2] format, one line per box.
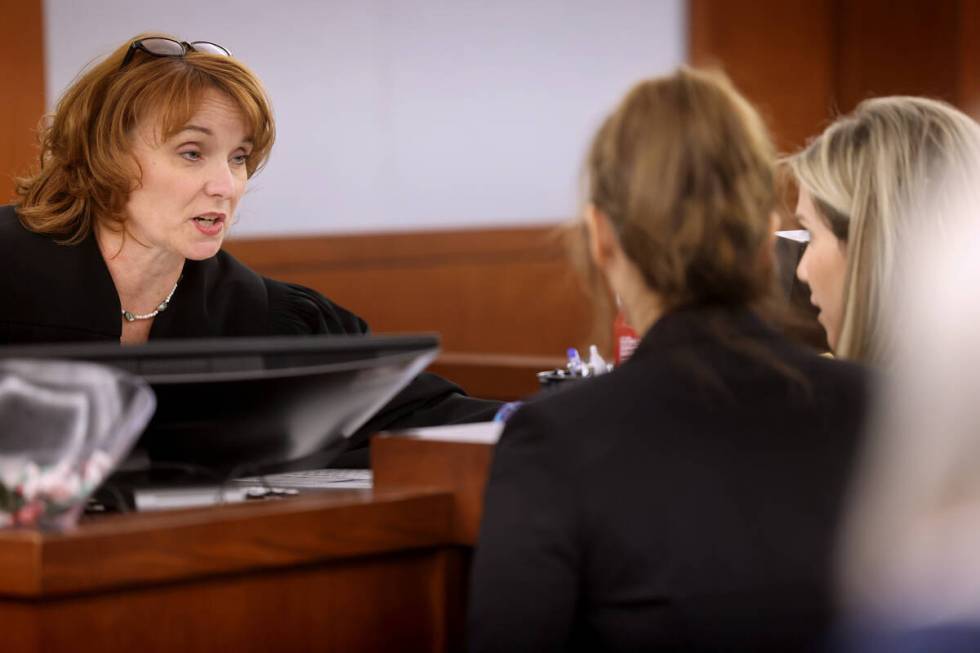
[120, 37, 231, 69]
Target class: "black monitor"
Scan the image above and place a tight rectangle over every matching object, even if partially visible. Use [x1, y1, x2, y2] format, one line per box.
[0, 334, 439, 475]
[774, 230, 827, 350]
[774, 230, 809, 301]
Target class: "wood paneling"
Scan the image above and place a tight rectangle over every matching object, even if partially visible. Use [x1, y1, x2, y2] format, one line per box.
[0, 489, 452, 597]
[689, 0, 837, 151]
[427, 352, 565, 401]
[3, 551, 454, 653]
[959, 0, 980, 112]
[373, 434, 495, 547]
[691, 0, 979, 149]
[224, 226, 593, 358]
[0, 488, 466, 653]
[0, 0, 45, 201]
[836, 0, 961, 111]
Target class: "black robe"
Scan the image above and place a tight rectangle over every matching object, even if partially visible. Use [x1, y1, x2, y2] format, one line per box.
[0, 205, 500, 466]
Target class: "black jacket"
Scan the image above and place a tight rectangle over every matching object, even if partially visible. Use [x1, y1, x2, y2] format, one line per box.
[469, 307, 867, 652]
[0, 205, 499, 464]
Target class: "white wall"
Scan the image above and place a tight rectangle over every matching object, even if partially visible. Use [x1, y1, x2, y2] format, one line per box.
[44, 0, 684, 236]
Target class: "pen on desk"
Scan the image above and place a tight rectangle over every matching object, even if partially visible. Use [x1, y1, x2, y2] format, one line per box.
[566, 348, 587, 377]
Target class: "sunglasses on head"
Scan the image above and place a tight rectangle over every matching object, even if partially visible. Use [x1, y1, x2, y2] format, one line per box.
[120, 37, 231, 69]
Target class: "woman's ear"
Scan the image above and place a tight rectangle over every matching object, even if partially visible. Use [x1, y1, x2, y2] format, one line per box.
[585, 204, 620, 272]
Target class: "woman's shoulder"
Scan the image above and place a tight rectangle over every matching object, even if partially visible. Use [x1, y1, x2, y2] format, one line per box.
[168, 250, 368, 338]
[0, 205, 41, 244]
[695, 305, 870, 402]
[502, 369, 635, 444]
[500, 322, 870, 459]
[774, 333, 870, 401]
[259, 272, 369, 336]
[0, 204, 88, 264]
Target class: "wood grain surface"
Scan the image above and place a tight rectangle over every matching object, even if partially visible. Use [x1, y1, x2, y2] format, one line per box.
[0, 489, 452, 597]
[0, 549, 458, 653]
[0, 0, 45, 201]
[373, 435, 494, 546]
[428, 351, 565, 401]
[691, 0, 979, 152]
[224, 226, 594, 358]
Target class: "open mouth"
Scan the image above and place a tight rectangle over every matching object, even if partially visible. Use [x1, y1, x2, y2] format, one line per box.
[193, 214, 224, 226]
[191, 213, 226, 237]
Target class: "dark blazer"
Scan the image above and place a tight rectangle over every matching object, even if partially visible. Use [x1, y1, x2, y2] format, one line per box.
[469, 307, 867, 652]
[0, 205, 499, 463]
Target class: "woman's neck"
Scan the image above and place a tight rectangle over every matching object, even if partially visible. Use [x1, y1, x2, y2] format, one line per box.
[609, 255, 665, 337]
[621, 287, 664, 338]
[96, 224, 184, 320]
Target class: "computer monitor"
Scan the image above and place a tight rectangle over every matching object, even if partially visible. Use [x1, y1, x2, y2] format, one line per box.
[0, 334, 439, 475]
[774, 230, 828, 350]
[774, 230, 809, 301]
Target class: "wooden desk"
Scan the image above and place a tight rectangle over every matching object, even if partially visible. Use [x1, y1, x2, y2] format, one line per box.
[0, 434, 495, 653]
[373, 433, 496, 546]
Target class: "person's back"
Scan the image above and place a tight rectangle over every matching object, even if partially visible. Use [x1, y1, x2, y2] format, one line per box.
[471, 307, 865, 651]
[468, 68, 869, 652]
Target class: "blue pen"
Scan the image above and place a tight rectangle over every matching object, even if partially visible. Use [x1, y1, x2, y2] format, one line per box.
[493, 401, 524, 422]
[566, 348, 586, 376]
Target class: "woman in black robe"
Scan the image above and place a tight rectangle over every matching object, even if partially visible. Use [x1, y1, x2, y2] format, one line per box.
[2, 34, 498, 465]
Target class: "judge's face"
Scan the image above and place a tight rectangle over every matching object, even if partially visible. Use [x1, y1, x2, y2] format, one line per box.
[124, 88, 253, 261]
[795, 187, 848, 351]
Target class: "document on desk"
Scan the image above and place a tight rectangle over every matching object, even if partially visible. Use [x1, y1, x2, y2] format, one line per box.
[134, 486, 254, 511]
[393, 421, 503, 444]
[131, 471, 373, 511]
[233, 469, 373, 489]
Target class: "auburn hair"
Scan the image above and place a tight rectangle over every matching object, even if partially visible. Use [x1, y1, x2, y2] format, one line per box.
[15, 33, 275, 243]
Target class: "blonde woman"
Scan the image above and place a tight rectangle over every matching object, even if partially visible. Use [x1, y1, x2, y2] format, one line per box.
[468, 68, 868, 652]
[836, 156, 980, 651]
[787, 97, 980, 362]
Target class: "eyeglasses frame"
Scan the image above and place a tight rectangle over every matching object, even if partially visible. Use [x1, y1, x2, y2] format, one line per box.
[119, 38, 230, 70]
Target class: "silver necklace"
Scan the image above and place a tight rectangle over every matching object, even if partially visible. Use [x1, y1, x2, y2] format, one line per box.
[121, 277, 180, 322]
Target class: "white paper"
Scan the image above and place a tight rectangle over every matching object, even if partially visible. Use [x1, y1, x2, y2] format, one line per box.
[392, 421, 504, 444]
[775, 229, 810, 243]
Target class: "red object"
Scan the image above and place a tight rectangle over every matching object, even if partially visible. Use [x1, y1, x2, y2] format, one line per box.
[613, 311, 639, 365]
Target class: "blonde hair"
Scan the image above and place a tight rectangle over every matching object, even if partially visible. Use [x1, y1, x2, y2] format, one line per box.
[585, 67, 777, 312]
[787, 97, 980, 362]
[840, 186, 980, 621]
[15, 33, 275, 243]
